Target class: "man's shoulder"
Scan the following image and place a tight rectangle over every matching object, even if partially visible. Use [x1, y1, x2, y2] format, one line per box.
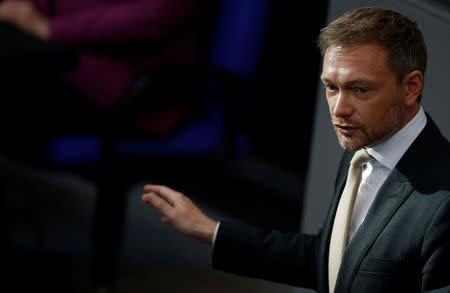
[405, 115, 450, 192]
[421, 114, 450, 163]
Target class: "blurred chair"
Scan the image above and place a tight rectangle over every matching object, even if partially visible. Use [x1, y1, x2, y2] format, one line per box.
[4, 0, 271, 289]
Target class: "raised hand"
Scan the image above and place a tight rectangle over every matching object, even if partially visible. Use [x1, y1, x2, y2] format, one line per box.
[142, 185, 218, 245]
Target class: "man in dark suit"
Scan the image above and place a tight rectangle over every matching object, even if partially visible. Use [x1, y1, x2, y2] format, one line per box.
[142, 7, 450, 292]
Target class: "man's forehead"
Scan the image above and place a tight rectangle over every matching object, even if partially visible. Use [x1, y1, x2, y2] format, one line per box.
[324, 43, 387, 64]
[321, 44, 389, 83]
[327, 45, 344, 55]
[320, 64, 375, 84]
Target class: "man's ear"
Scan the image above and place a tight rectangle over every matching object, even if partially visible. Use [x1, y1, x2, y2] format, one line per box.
[403, 70, 424, 106]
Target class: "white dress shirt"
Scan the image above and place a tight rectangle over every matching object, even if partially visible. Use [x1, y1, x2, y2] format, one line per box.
[347, 106, 427, 241]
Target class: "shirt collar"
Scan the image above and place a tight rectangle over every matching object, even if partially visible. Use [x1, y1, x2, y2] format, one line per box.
[366, 106, 427, 170]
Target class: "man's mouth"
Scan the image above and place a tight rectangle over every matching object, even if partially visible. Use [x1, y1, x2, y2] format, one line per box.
[335, 124, 358, 134]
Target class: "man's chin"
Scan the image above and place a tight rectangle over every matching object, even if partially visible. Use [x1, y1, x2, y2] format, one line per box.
[337, 135, 365, 151]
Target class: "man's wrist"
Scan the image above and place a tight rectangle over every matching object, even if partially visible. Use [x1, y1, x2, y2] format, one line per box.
[193, 218, 219, 246]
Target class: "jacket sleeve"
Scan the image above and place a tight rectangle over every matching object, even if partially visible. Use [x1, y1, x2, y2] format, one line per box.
[212, 220, 320, 290]
[421, 196, 450, 292]
[49, 0, 199, 45]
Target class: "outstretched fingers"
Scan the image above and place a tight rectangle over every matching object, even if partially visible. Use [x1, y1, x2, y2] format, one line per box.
[142, 184, 217, 245]
[142, 191, 173, 218]
[144, 184, 180, 206]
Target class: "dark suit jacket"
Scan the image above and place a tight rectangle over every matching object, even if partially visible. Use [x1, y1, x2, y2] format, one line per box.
[212, 114, 450, 293]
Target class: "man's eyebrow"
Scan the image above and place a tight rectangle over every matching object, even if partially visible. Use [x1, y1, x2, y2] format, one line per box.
[320, 76, 374, 85]
[344, 79, 373, 85]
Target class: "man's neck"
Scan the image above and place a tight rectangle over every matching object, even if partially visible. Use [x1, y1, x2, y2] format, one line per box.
[367, 106, 426, 170]
[400, 103, 421, 131]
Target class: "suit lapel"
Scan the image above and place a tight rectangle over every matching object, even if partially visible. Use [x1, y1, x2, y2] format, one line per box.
[334, 168, 414, 292]
[317, 151, 352, 293]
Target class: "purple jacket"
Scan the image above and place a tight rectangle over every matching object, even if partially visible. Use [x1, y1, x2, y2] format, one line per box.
[15, 0, 202, 135]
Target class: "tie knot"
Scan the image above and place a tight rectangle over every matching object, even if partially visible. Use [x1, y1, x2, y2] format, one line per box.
[351, 148, 373, 167]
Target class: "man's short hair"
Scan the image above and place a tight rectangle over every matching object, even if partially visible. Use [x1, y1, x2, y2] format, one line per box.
[317, 6, 427, 88]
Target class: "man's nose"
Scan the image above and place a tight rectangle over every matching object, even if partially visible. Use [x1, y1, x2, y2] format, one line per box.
[332, 92, 353, 117]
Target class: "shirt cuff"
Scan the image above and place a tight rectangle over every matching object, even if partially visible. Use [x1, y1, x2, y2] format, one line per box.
[212, 221, 221, 247]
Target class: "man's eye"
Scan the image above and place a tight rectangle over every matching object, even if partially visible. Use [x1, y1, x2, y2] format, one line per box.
[357, 88, 368, 93]
[327, 85, 337, 91]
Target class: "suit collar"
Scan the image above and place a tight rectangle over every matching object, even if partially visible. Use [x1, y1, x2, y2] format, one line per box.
[317, 151, 352, 293]
[367, 106, 426, 170]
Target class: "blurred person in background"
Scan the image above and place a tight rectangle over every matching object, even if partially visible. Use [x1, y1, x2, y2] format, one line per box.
[0, 0, 209, 162]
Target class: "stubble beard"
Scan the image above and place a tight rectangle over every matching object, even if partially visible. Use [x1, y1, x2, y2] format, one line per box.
[334, 106, 404, 151]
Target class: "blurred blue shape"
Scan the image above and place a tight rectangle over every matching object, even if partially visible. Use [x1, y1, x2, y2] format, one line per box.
[210, 0, 271, 78]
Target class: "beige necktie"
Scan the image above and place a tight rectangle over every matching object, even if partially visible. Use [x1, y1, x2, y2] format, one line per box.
[328, 148, 373, 293]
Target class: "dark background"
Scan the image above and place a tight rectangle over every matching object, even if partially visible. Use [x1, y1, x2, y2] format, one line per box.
[1, 1, 330, 292]
[3, 0, 450, 292]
